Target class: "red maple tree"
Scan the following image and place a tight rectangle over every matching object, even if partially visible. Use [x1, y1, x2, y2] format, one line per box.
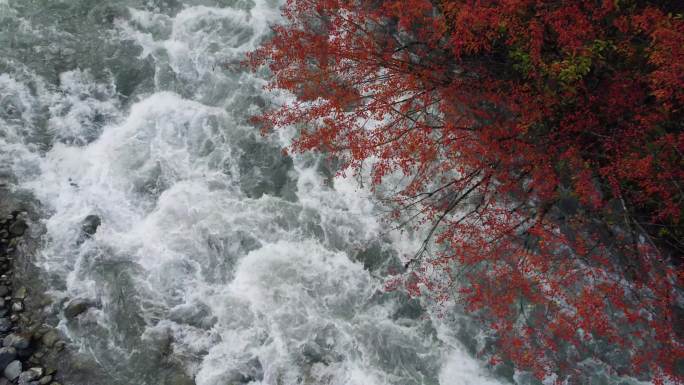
[249, 0, 684, 383]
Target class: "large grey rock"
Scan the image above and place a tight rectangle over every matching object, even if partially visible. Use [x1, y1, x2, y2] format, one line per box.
[81, 215, 101, 236]
[64, 298, 92, 319]
[3, 334, 30, 350]
[0, 347, 16, 369]
[3, 360, 20, 380]
[8, 220, 27, 237]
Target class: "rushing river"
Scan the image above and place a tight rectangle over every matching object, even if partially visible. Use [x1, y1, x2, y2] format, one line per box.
[0, 0, 508, 384]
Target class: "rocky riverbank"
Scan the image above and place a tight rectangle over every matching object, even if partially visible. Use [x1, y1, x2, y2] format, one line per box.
[0, 198, 68, 385]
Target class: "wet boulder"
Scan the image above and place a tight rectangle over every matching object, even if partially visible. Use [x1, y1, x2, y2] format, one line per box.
[8, 219, 27, 237]
[63, 298, 93, 319]
[81, 215, 101, 236]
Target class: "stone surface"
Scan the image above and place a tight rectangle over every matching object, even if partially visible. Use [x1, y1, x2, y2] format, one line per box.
[81, 215, 101, 236]
[8, 220, 27, 237]
[4, 360, 21, 380]
[11, 302, 23, 312]
[63, 298, 91, 319]
[0, 318, 11, 333]
[0, 347, 16, 369]
[40, 332, 58, 348]
[13, 287, 27, 300]
[3, 334, 30, 350]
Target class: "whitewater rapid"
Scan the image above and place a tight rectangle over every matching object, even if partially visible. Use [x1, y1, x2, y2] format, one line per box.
[0, 1, 506, 384]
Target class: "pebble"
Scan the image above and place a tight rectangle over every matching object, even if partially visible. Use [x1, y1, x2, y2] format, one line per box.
[0, 347, 16, 369]
[8, 315, 17, 323]
[38, 375, 51, 385]
[17, 367, 42, 385]
[40, 331, 58, 348]
[0, 318, 11, 333]
[4, 360, 21, 380]
[13, 287, 27, 300]
[11, 302, 23, 313]
[4, 334, 30, 350]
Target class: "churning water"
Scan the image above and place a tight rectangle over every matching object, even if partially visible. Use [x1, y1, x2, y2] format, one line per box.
[0, 0, 507, 384]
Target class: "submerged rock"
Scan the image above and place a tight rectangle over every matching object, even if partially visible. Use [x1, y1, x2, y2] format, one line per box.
[81, 215, 101, 236]
[63, 298, 92, 319]
[8, 220, 27, 237]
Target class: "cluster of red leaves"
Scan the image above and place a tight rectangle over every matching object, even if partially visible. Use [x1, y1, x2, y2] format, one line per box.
[249, 0, 683, 383]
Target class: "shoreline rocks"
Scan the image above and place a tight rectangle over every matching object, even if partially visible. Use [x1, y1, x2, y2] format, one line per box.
[0, 210, 63, 385]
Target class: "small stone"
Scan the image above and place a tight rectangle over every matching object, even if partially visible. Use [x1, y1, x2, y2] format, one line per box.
[0, 298, 5, 309]
[4, 360, 20, 380]
[8, 220, 27, 237]
[8, 315, 17, 323]
[0, 287, 7, 298]
[11, 302, 22, 313]
[0, 347, 16, 369]
[53, 341, 65, 352]
[27, 367, 43, 378]
[13, 287, 26, 300]
[0, 318, 10, 332]
[0, 376, 8, 385]
[40, 331, 58, 348]
[63, 298, 91, 319]
[4, 334, 30, 350]
[38, 376, 52, 385]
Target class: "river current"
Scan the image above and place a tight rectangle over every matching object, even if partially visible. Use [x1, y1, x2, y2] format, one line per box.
[0, 0, 509, 384]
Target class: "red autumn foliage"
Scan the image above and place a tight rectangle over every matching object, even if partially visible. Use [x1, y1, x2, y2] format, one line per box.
[249, 0, 684, 383]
